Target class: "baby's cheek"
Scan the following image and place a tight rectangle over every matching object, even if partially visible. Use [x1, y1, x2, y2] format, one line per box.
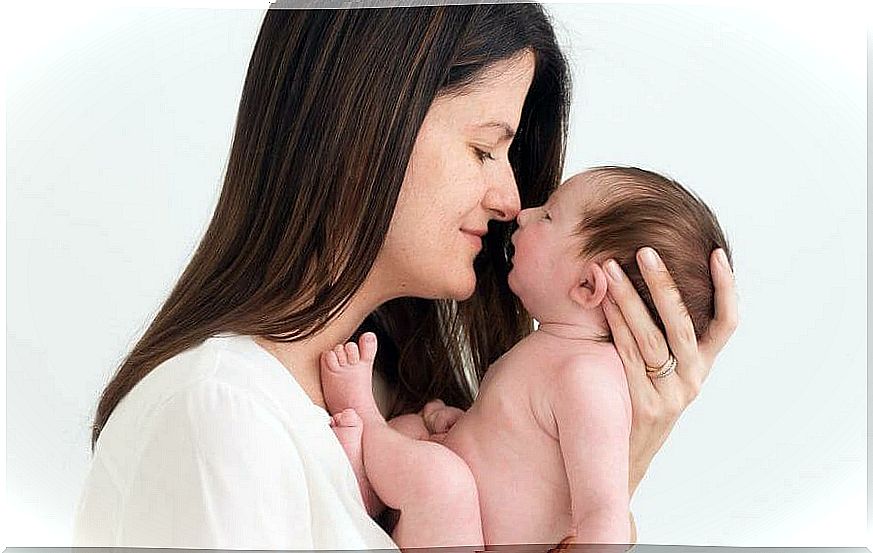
[514, 237, 534, 262]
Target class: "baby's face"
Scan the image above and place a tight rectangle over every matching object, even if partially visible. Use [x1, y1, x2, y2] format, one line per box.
[507, 173, 597, 308]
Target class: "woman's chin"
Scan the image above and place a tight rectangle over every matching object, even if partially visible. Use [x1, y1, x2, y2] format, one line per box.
[454, 280, 478, 301]
[419, 270, 477, 301]
[449, 270, 478, 300]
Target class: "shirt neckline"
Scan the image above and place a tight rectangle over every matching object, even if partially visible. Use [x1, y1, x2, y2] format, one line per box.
[212, 332, 332, 422]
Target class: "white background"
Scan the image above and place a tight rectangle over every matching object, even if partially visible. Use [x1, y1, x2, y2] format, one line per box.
[4, 1, 868, 547]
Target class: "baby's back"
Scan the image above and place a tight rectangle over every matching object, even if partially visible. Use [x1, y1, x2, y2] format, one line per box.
[443, 331, 628, 545]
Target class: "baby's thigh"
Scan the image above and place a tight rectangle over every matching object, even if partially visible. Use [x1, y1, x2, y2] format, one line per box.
[390, 442, 483, 547]
[376, 430, 477, 510]
[406, 440, 478, 509]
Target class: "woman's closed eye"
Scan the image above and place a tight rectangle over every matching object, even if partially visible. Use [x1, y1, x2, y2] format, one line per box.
[472, 146, 496, 163]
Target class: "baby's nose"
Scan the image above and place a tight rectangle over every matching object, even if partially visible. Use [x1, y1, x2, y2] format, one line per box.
[516, 208, 533, 226]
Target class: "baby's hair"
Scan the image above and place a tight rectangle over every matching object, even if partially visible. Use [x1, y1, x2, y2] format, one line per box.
[574, 166, 733, 340]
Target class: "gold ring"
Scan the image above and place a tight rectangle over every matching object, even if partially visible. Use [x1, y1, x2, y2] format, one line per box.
[648, 354, 677, 379]
[645, 353, 673, 373]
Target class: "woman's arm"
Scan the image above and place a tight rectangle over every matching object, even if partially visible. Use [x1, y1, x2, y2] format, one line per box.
[601, 247, 737, 498]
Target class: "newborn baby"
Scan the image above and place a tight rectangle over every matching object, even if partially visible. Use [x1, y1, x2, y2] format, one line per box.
[321, 166, 732, 548]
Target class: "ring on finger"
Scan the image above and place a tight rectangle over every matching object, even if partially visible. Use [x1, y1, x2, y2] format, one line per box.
[645, 353, 674, 373]
[648, 354, 677, 379]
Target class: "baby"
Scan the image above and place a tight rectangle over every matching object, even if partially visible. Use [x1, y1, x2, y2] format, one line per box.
[321, 166, 732, 548]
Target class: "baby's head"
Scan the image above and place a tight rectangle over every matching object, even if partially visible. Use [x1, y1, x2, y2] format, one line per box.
[508, 166, 732, 340]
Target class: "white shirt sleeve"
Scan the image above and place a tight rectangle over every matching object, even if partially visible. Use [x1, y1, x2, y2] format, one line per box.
[115, 379, 315, 550]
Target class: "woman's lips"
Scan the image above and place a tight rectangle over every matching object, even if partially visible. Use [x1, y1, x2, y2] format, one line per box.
[461, 230, 483, 250]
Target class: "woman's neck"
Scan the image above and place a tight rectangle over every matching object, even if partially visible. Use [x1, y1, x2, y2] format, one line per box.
[253, 277, 391, 410]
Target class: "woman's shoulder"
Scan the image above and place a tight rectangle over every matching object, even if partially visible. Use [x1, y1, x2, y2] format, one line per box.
[101, 334, 329, 451]
[77, 334, 393, 550]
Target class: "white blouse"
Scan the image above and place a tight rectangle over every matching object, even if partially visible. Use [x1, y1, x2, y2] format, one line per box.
[72, 333, 398, 550]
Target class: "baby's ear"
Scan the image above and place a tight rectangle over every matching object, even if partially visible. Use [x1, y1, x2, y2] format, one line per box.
[569, 261, 609, 310]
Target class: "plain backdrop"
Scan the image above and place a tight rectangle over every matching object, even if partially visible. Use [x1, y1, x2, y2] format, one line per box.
[5, 1, 867, 547]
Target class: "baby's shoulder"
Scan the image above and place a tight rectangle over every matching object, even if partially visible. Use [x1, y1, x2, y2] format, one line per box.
[549, 347, 626, 397]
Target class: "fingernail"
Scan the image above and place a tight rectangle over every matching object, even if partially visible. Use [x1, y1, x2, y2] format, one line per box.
[639, 247, 660, 270]
[717, 249, 731, 272]
[605, 260, 623, 282]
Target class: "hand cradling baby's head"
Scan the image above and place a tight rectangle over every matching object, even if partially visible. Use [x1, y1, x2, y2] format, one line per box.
[566, 166, 732, 339]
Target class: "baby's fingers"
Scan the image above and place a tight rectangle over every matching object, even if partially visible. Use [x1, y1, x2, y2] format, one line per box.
[422, 402, 465, 434]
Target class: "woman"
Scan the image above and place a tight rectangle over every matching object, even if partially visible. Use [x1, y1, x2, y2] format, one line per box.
[73, 4, 737, 550]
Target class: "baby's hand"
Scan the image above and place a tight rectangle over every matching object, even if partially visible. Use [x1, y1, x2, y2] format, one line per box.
[421, 399, 465, 441]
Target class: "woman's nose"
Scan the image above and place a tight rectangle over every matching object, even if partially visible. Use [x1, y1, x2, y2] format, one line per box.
[482, 164, 521, 222]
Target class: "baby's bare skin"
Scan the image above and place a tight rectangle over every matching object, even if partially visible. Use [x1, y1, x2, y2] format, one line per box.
[323, 173, 635, 547]
[322, 328, 630, 547]
[444, 329, 631, 544]
[322, 333, 484, 549]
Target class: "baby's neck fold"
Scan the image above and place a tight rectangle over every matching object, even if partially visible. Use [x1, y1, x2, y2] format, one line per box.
[535, 322, 606, 343]
[534, 307, 610, 343]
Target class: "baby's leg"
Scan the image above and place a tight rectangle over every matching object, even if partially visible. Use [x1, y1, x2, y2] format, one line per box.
[328, 408, 384, 517]
[321, 333, 483, 549]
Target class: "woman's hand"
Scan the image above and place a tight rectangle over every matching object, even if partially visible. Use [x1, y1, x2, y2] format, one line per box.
[601, 247, 737, 496]
[420, 399, 465, 443]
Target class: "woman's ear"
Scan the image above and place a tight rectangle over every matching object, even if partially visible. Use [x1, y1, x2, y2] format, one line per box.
[569, 261, 609, 309]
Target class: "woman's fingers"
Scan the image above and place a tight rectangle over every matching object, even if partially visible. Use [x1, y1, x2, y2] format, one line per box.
[601, 248, 737, 497]
[601, 292, 655, 402]
[699, 248, 738, 370]
[603, 290, 677, 496]
[603, 257, 671, 368]
[633, 248, 699, 367]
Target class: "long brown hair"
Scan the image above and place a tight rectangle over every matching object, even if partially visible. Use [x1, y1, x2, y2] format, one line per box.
[91, 5, 570, 449]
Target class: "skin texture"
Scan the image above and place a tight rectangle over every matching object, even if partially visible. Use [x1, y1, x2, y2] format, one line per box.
[374, 51, 535, 301]
[250, 52, 534, 412]
[262, 47, 738, 545]
[323, 334, 484, 549]
[324, 174, 640, 546]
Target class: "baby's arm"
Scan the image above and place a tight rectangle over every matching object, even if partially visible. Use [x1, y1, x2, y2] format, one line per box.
[550, 358, 632, 544]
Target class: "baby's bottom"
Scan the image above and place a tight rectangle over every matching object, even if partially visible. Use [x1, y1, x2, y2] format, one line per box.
[321, 333, 483, 549]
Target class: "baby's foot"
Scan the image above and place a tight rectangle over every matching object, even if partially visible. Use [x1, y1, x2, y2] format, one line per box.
[320, 332, 382, 423]
[328, 408, 383, 516]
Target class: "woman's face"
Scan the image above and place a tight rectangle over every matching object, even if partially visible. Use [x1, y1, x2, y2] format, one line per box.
[375, 51, 536, 301]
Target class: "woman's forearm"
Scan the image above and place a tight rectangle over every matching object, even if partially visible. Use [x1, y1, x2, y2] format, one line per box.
[629, 457, 647, 497]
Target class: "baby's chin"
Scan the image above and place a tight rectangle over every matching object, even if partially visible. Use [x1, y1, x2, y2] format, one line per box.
[506, 265, 518, 293]
[506, 271, 532, 309]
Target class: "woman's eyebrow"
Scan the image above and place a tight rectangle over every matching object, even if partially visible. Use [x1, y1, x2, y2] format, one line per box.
[473, 120, 516, 142]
